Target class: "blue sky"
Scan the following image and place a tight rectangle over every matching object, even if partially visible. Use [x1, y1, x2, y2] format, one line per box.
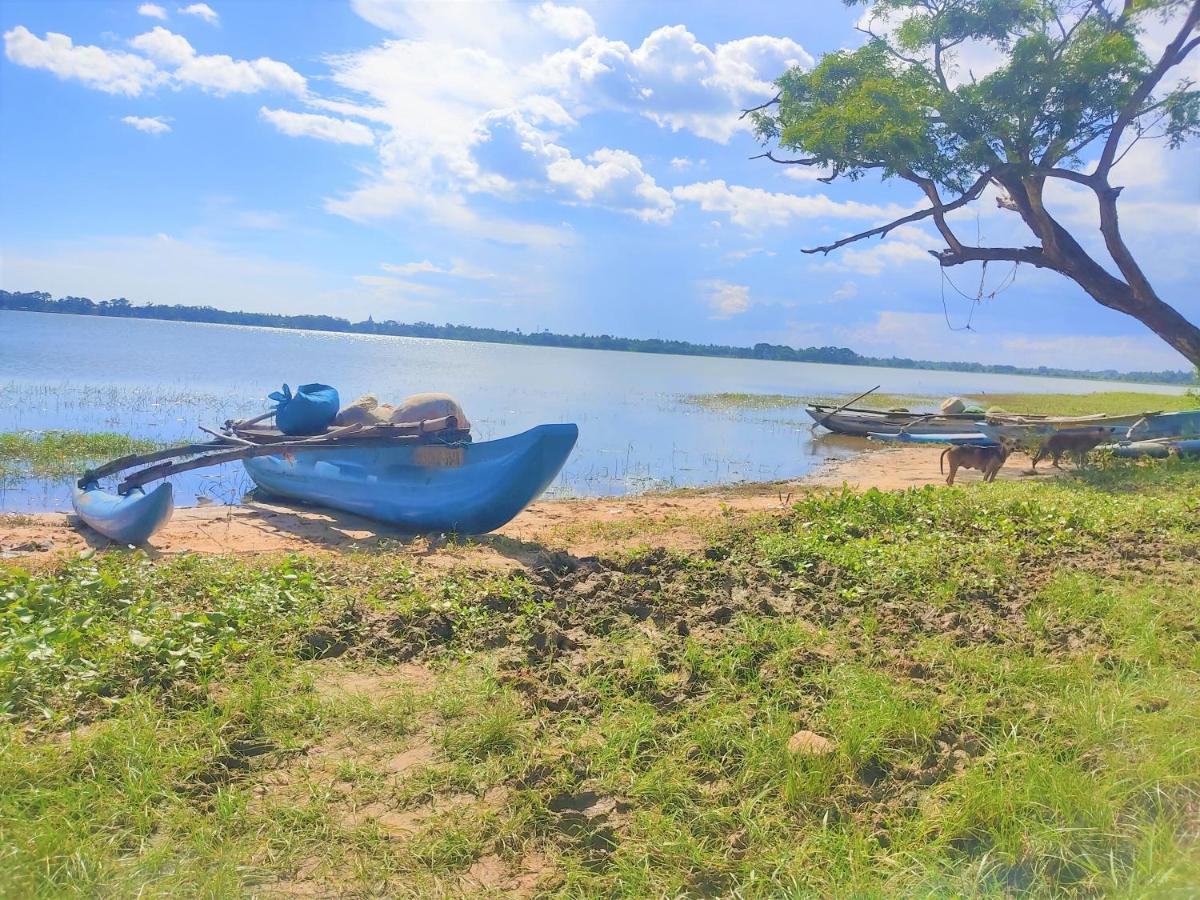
[2, 0, 1198, 371]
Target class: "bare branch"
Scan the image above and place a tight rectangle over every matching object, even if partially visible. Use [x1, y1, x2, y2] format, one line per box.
[801, 169, 998, 255]
[749, 150, 822, 165]
[931, 246, 1049, 267]
[739, 93, 780, 121]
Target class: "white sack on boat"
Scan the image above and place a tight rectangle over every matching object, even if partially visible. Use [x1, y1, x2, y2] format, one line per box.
[335, 392, 471, 432]
[390, 393, 471, 432]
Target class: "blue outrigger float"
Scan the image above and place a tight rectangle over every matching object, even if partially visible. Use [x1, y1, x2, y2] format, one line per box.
[72, 409, 578, 544]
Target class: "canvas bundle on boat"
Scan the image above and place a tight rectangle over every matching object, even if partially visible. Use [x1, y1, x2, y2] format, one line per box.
[334, 393, 472, 441]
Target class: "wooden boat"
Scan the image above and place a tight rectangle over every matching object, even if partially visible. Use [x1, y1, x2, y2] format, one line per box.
[1125, 409, 1200, 439]
[242, 423, 578, 534]
[805, 404, 985, 437]
[978, 409, 1179, 444]
[867, 431, 995, 445]
[71, 419, 578, 543]
[1110, 437, 1200, 458]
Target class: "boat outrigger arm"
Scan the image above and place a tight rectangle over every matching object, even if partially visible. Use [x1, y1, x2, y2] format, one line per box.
[71, 415, 462, 544]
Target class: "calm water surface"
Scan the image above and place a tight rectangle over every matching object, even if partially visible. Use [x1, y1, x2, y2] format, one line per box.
[0, 311, 1185, 513]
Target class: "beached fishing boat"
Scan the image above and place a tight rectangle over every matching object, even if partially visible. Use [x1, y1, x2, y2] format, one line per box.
[979, 408, 1198, 444]
[805, 404, 985, 437]
[1110, 437, 1200, 458]
[71, 418, 579, 543]
[242, 423, 578, 534]
[867, 431, 994, 445]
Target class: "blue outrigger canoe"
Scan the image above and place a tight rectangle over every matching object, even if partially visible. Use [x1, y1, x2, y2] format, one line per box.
[72, 423, 578, 543]
[243, 423, 578, 534]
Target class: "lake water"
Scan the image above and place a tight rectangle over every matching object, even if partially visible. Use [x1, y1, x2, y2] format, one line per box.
[0, 310, 1186, 513]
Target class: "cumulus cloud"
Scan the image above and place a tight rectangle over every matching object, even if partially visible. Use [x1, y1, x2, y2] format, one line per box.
[4, 25, 162, 96]
[129, 26, 306, 94]
[4, 25, 306, 98]
[530, 2, 595, 41]
[703, 279, 752, 318]
[310, 5, 815, 231]
[121, 114, 171, 134]
[672, 180, 909, 230]
[259, 107, 373, 145]
[137, 4, 168, 20]
[467, 110, 674, 221]
[178, 3, 218, 25]
[535, 26, 812, 142]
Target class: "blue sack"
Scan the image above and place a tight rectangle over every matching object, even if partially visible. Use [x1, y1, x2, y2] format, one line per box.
[269, 383, 340, 435]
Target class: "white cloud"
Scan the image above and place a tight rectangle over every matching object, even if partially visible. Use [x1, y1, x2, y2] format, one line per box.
[546, 147, 674, 222]
[672, 179, 908, 230]
[466, 110, 675, 221]
[259, 107, 374, 145]
[121, 114, 171, 134]
[4, 25, 162, 96]
[178, 3, 218, 25]
[381, 260, 495, 279]
[536, 26, 812, 142]
[703, 280, 752, 318]
[831, 281, 858, 302]
[530, 3, 595, 41]
[129, 25, 193, 65]
[129, 27, 306, 94]
[137, 4, 168, 20]
[818, 238, 933, 276]
[669, 157, 692, 170]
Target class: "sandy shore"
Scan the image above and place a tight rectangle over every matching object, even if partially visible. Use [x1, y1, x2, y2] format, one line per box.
[1, 445, 1060, 567]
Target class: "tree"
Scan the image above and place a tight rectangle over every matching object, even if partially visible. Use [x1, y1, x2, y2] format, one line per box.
[751, 0, 1200, 365]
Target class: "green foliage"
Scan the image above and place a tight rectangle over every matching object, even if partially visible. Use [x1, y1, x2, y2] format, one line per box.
[2, 461, 1199, 894]
[756, 0, 1200, 190]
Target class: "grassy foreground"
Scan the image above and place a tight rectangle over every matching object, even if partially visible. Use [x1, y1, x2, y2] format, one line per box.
[687, 389, 1198, 416]
[2, 462, 1200, 896]
[0, 430, 159, 481]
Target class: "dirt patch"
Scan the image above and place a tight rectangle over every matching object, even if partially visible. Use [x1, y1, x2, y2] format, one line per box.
[310, 660, 436, 699]
[461, 850, 554, 896]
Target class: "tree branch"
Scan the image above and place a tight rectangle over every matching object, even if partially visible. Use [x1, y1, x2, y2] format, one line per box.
[931, 246, 1048, 267]
[1095, 0, 1200, 177]
[739, 93, 780, 121]
[749, 150, 821, 165]
[801, 169, 997, 255]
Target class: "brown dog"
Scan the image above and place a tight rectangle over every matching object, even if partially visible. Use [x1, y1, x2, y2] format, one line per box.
[1030, 428, 1110, 471]
[941, 440, 1012, 485]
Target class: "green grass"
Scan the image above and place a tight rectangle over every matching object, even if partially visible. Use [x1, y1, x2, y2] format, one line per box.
[686, 389, 1198, 417]
[0, 430, 160, 480]
[2, 461, 1200, 895]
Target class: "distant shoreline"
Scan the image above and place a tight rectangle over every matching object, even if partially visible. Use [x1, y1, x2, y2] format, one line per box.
[2, 290, 1195, 386]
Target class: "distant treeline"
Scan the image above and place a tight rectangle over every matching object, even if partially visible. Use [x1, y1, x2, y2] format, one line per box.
[3, 289, 1196, 385]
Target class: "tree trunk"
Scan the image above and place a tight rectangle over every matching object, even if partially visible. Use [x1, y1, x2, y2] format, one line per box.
[1065, 271, 1200, 367]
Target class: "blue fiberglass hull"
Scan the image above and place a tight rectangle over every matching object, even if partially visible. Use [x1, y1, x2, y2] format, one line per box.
[242, 423, 579, 534]
[71, 481, 174, 544]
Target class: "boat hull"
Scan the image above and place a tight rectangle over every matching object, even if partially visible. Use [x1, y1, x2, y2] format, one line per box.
[805, 406, 984, 437]
[71, 481, 174, 544]
[979, 411, 1166, 444]
[1111, 438, 1200, 459]
[1125, 409, 1200, 439]
[242, 423, 579, 534]
[868, 431, 995, 445]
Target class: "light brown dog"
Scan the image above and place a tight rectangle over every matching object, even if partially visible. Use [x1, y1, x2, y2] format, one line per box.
[940, 440, 1012, 485]
[1030, 427, 1110, 471]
